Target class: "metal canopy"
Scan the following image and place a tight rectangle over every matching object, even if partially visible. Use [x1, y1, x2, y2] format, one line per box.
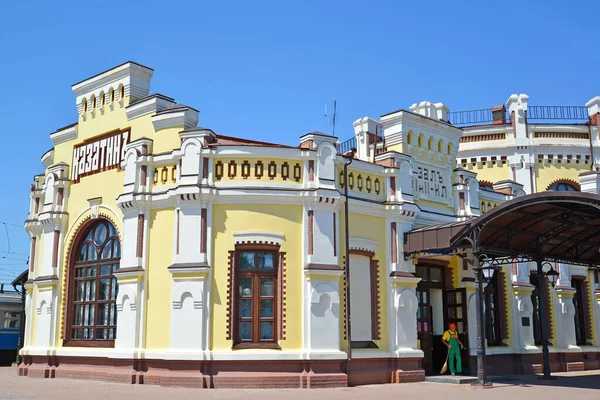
[405, 191, 600, 267]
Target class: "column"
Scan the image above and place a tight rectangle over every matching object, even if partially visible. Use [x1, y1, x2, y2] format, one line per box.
[166, 128, 215, 351]
[115, 139, 152, 351]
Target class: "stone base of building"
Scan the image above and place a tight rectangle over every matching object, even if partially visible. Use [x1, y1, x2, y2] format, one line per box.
[469, 351, 600, 376]
[18, 355, 424, 388]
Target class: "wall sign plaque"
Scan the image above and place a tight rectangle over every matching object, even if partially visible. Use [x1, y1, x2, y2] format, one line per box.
[71, 129, 130, 183]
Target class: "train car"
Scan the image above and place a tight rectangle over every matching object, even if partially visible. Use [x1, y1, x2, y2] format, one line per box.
[0, 284, 22, 366]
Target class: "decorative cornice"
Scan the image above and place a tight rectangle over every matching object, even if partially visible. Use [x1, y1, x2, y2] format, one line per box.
[151, 107, 199, 131]
[349, 237, 378, 254]
[50, 124, 78, 145]
[125, 93, 176, 120]
[233, 231, 284, 246]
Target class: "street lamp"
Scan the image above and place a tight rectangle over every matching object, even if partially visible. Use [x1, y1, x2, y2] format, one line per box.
[472, 253, 498, 387]
[343, 147, 356, 370]
[537, 261, 560, 379]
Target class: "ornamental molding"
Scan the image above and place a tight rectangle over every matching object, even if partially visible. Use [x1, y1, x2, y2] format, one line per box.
[233, 231, 284, 246]
[349, 237, 378, 254]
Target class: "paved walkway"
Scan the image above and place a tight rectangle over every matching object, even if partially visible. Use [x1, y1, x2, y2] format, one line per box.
[0, 367, 598, 399]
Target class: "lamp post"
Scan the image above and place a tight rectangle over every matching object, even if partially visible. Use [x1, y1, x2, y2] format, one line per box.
[343, 148, 356, 369]
[472, 254, 497, 387]
[536, 260, 559, 380]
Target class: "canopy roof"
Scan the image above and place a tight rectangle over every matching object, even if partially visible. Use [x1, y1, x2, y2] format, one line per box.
[405, 191, 600, 267]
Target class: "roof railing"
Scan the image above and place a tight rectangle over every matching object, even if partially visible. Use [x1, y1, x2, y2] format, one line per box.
[527, 106, 588, 122]
[338, 136, 356, 155]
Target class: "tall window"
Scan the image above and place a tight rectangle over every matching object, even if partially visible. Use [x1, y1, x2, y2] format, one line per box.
[233, 248, 279, 348]
[573, 278, 590, 345]
[349, 252, 380, 348]
[484, 271, 505, 345]
[530, 274, 543, 345]
[68, 220, 120, 345]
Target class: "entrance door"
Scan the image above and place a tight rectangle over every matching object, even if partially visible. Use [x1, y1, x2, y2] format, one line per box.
[416, 288, 433, 374]
[443, 288, 469, 374]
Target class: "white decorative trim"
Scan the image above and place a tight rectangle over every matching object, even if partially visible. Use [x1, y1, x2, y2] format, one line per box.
[151, 108, 199, 131]
[173, 299, 203, 310]
[50, 125, 78, 145]
[126, 95, 175, 120]
[41, 149, 54, 169]
[349, 237, 378, 254]
[233, 231, 284, 246]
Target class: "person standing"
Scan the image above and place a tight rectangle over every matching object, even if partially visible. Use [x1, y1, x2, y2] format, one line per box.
[442, 323, 464, 375]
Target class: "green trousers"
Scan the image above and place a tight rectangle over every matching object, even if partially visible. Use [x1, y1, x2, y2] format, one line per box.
[448, 339, 462, 374]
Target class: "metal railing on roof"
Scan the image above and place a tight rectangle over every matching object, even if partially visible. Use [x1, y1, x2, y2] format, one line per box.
[448, 109, 498, 126]
[338, 136, 356, 155]
[527, 106, 588, 122]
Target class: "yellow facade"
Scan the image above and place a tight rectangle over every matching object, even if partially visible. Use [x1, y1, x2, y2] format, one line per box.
[145, 208, 175, 350]
[211, 203, 303, 351]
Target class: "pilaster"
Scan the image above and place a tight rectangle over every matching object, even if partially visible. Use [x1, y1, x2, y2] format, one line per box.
[168, 264, 210, 350]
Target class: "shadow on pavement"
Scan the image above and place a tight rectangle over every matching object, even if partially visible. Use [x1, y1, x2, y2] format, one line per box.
[491, 374, 600, 390]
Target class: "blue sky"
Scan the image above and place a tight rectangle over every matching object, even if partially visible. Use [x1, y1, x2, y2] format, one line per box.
[0, 0, 598, 282]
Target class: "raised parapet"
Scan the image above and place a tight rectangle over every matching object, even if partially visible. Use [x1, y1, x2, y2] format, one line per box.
[353, 117, 381, 162]
[579, 171, 600, 194]
[409, 101, 450, 122]
[506, 94, 529, 139]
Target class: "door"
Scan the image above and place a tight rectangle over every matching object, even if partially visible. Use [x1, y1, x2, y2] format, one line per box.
[416, 287, 433, 374]
[443, 288, 469, 374]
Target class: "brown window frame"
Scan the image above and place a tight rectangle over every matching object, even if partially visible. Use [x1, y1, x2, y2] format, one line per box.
[231, 244, 282, 349]
[63, 218, 120, 348]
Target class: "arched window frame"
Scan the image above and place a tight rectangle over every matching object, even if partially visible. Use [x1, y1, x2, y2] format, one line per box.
[547, 181, 579, 191]
[64, 218, 121, 347]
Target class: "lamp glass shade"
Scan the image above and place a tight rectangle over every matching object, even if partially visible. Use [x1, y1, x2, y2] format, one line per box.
[481, 263, 495, 280]
[546, 267, 559, 287]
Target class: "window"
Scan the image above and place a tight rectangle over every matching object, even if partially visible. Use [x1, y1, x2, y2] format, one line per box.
[548, 182, 578, 191]
[349, 252, 380, 348]
[530, 273, 553, 346]
[119, 85, 125, 100]
[233, 248, 279, 348]
[109, 88, 115, 102]
[67, 220, 120, 345]
[82, 98, 88, 112]
[573, 278, 590, 345]
[483, 271, 506, 346]
[3, 311, 21, 329]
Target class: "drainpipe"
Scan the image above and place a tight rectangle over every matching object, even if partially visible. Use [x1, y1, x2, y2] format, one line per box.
[343, 148, 356, 375]
[588, 120, 595, 171]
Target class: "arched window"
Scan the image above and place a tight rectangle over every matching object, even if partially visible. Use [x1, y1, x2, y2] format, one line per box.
[418, 134, 424, 147]
[407, 131, 413, 144]
[447, 142, 453, 155]
[119, 85, 125, 100]
[100, 91, 105, 106]
[68, 219, 120, 344]
[428, 137, 434, 150]
[91, 95, 96, 109]
[109, 88, 115, 102]
[82, 98, 88, 113]
[437, 139, 444, 153]
[548, 182, 578, 191]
